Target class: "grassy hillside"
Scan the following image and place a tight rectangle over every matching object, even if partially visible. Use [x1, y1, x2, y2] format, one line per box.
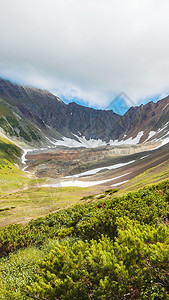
[122, 159, 169, 192]
[0, 180, 168, 299]
[0, 133, 96, 226]
[0, 132, 21, 162]
[0, 186, 97, 226]
[0, 134, 42, 196]
[0, 99, 40, 144]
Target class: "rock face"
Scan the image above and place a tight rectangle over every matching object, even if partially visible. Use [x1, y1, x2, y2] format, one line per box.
[0, 78, 122, 141]
[122, 99, 169, 141]
[0, 77, 168, 145]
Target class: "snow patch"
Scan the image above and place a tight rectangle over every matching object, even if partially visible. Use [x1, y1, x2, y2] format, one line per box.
[111, 180, 129, 187]
[157, 121, 169, 134]
[21, 149, 28, 165]
[34, 125, 42, 132]
[44, 131, 145, 149]
[109, 131, 144, 146]
[152, 137, 169, 150]
[162, 103, 169, 110]
[21, 148, 36, 171]
[42, 172, 131, 188]
[144, 131, 156, 142]
[45, 135, 107, 148]
[13, 112, 21, 120]
[140, 154, 151, 160]
[65, 161, 135, 178]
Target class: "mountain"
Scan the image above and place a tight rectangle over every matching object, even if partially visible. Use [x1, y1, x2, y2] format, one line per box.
[0, 78, 168, 147]
[122, 98, 169, 142]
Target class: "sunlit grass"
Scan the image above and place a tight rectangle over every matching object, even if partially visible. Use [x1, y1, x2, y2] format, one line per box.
[122, 159, 169, 192]
[0, 246, 44, 299]
[0, 185, 96, 226]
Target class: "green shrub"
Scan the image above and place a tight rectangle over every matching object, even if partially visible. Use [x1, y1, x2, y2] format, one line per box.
[0, 181, 168, 257]
[0, 180, 169, 299]
[105, 188, 119, 194]
[26, 223, 169, 299]
[98, 194, 105, 199]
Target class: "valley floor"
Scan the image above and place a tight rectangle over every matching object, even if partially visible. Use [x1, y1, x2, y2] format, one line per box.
[0, 142, 169, 226]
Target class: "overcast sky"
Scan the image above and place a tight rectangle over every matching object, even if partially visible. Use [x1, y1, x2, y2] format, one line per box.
[1, 0, 169, 111]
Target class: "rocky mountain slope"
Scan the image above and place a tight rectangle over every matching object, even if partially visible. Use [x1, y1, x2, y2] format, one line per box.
[122, 98, 169, 142]
[0, 78, 168, 147]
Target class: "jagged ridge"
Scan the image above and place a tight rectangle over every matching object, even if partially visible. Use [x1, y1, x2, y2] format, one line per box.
[0, 78, 168, 146]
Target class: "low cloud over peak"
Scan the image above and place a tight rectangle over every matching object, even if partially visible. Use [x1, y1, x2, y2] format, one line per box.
[1, 0, 169, 110]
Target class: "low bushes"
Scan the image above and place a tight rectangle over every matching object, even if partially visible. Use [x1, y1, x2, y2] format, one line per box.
[27, 223, 169, 299]
[0, 180, 168, 257]
[0, 180, 169, 299]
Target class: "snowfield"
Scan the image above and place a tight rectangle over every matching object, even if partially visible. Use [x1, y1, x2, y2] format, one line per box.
[65, 162, 134, 178]
[42, 172, 131, 188]
[45, 132, 145, 148]
[44, 129, 169, 149]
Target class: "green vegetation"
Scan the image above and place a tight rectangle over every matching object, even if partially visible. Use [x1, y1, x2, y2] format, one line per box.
[26, 124, 39, 141]
[123, 159, 169, 192]
[27, 227, 169, 300]
[0, 180, 168, 299]
[0, 136, 21, 164]
[5, 115, 39, 142]
[0, 117, 15, 135]
[105, 188, 120, 194]
[0, 134, 37, 195]
[0, 186, 95, 227]
[0, 134, 46, 225]
[0, 132, 95, 226]
[0, 100, 14, 117]
[0, 207, 15, 212]
[0, 100, 39, 142]
[0, 101, 21, 136]
[0, 112, 169, 298]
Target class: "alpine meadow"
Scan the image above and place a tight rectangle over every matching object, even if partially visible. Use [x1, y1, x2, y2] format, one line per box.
[0, 1, 169, 299]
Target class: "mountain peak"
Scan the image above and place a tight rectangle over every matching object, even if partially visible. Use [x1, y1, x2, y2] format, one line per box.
[0, 77, 168, 146]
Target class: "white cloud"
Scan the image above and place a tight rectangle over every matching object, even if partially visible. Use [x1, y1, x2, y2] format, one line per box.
[0, 0, 169, 108]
